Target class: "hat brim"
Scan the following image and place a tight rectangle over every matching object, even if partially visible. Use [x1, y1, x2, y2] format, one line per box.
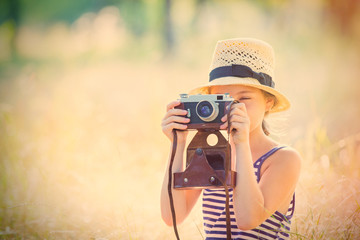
[188, 76, 290, 113]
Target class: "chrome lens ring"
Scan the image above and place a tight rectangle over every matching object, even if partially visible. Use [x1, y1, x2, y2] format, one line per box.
[196, 100, 219, 122]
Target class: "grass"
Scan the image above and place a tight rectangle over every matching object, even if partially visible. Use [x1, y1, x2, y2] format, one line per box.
[0, 57, 359, 239]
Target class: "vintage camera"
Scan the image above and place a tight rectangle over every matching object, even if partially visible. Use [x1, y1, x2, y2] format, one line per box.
[173, 93, 236, 189]
[175, 93, 234, 130]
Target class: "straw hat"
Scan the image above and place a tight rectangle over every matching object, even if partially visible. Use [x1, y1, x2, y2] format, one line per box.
[189, 38, 290, 113]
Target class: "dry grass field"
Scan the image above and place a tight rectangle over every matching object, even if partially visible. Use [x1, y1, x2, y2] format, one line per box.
[1, 2, 360, 239]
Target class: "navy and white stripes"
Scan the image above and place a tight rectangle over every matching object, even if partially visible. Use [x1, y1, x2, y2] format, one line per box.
[202, 147, 295, 240]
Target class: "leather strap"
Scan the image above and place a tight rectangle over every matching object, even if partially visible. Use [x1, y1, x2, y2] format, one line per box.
[224, 99, 239, 239]
[168, 129, 180, 240]
[212, 99, 239, 240]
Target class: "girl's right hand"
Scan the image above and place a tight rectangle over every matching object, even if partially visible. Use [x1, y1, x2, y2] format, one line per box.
[161, 100, 190, 143]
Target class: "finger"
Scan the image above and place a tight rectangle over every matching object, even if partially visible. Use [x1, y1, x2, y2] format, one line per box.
[163, 122, 188, 132]
[229, 122, 244, 132]
[226, 104, 231, 112]
[221, 112, 247, 129]
[166, 100, 181, 111]
[162, 115, 190, 126]
[232, 102, 247, 113]
[230, 105, 247, 117]
[220, 121, 228, 130]
[163, 108, 188, 120]
[228, 115, 249, 124]
[230, 102, 245, 110]
[226, 101, 240, 110]
[227, 109, 244, 125]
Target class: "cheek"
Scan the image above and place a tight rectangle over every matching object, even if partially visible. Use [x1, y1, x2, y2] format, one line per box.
[246, 103, 266, 129]
[248, 113, 263, 130]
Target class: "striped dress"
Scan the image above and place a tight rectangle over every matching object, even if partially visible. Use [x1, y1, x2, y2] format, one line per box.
[202, 146, 295, 240]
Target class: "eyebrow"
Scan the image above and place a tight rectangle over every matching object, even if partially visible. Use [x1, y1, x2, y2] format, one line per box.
[235, 90, 254, 95]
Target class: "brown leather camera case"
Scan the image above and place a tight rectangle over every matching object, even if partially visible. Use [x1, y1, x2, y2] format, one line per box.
[174, 130, 236, 189]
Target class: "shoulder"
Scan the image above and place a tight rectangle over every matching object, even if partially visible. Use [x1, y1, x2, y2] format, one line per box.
[267, 146, 302, 176]
[277, 146, 302, 165]
[260, 146, 301, 177]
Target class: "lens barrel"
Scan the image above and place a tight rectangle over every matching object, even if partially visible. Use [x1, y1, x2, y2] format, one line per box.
[196, 100, 219, 122]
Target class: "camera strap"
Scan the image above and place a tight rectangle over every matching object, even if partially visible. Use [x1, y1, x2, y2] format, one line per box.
[167, 100, 239, 240]
[224, 99, 240, 240]
[168, 129, 180, 240]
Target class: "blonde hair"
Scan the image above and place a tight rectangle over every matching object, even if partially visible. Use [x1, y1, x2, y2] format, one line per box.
[261, 90, 276, 136]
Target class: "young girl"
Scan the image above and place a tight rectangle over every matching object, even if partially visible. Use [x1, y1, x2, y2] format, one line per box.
[160, 38, 301, 239]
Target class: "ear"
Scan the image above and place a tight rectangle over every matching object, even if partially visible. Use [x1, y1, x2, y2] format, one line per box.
[265, 96, 275, 112]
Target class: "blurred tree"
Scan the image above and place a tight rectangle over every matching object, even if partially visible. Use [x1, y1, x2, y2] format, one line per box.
[324, 0, 360, 37]
[0, 0, 20, 24]
[0, 0, 20, 60]
[118, 0, 147, 37]
[0, 0, 156, 60]
[190, 0, 207, 33]
[19, 0, 118, 24]
[164, 0, 174, 53]
[249, 0, 289, 14]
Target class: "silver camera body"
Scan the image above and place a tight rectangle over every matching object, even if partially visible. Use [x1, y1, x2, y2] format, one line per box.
[175, 93, 233, 130]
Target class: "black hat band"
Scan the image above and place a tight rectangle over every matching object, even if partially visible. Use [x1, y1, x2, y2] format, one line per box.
[209, 64, 275, 88]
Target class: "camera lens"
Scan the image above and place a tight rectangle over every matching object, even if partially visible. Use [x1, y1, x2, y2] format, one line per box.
[196, 100, 219, 122]
[199, 104, 212, 117]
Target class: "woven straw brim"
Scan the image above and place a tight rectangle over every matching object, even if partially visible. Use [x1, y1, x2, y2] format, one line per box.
[188, 76, 290, 113]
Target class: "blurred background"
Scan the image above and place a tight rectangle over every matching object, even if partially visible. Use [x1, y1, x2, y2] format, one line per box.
[0, 0, 359, 239]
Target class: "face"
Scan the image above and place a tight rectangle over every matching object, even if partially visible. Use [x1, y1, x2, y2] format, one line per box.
[209, 85, 274, 133]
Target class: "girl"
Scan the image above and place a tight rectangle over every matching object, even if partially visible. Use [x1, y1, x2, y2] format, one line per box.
[160, 38, 301, 239]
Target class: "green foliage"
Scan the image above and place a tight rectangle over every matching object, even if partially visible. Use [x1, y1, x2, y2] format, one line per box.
[118, 0, 148, 37]
[0, 0, 20, 25]
[18, 0, 119, 24]
[247, 0, 289, 12]
[0, 0, 151, 40]
[0, 0, 151, 32]
[0, 0, 11, 22]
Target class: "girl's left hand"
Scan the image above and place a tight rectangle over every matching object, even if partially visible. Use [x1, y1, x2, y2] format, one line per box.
[220, 102, 250, 144]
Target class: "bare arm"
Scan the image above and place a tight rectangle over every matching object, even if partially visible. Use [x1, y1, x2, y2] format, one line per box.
[232, 144, 301, 230]
[220, 102, 301, 230]
[160, 100, 202, 226]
